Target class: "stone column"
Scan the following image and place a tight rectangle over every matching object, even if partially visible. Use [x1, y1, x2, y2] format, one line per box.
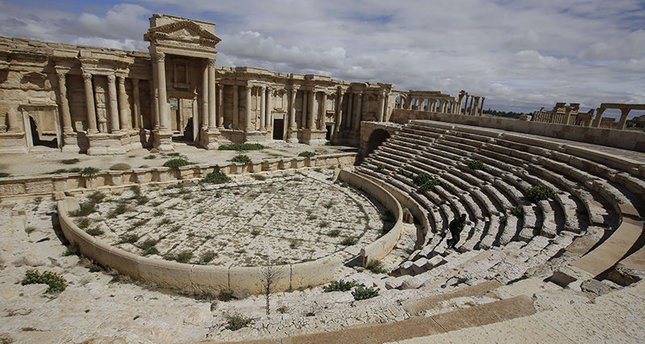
[618, 108, 631, 130]
[464, 95, 470, 114]
[245, 85, 252, 131]
[82, 73, 98, 133]
[301, 90, 308, 128]
[479, 97, 486, 116]
[56, 72, 73, 133]
[208, 58, 217, 130]
[201, 61, 209, 129]
[6, 106, 20, 132]
[307, 90, 315, 130]
[117, 75, 131, 130]
[260, 85, 266, 130]
[320, 92, 327, 130]
[132, 79, 140, 129]
[265, 86, 272, 131]
[335, 88, 344, 133]
[377, 92, 385, 122]
[217, 85, 224, 128]
[346, 92, 353, 129]
[352, 91, 361, 130]
[155, 52, 170, 131]
[287, 87, 298, 143]
[233, 85, 239, 129]
[107, 74, 120, 133]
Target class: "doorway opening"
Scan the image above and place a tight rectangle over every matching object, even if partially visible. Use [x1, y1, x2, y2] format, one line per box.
[28, 113, 59, 148]
[273, 118, 284, 140]
[325, 124, 333, 140]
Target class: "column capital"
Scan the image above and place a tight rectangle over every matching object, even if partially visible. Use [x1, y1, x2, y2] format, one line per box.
[154, 51, 166, 63]
[107, 73, 116, 82]
[82, 72, 93, 81]
[207, 58, 216, 67]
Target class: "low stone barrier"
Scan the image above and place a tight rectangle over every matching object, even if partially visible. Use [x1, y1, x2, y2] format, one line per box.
[0, 152, 357, 199]
[58, 198, 345, 296]
[56, 166, 403, 296]
[338, 170, 404, 265]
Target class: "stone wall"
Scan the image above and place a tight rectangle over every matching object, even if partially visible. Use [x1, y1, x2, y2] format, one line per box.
[0, 152, 357, 199]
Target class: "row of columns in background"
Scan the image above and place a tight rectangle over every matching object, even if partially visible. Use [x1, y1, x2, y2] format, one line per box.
[404, 97, 458, 113]
[462, 95, 485, 116]
[337, 90, 387, 132]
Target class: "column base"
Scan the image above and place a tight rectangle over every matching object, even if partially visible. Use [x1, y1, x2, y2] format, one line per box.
[153, 129, 174, 152]
[86, 133, 127, 155]
[287, 129, 299, 143]
[61, 132, 80, 153]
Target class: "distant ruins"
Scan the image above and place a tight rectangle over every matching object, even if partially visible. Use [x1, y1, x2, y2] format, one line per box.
[532, 102, 645, 129]
[0, 14, 485, 155]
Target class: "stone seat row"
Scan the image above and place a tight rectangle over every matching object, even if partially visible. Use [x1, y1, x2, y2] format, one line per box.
[407, 121, 644, 281]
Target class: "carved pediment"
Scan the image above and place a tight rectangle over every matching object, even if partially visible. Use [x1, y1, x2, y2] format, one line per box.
[145, 20, 221, 46]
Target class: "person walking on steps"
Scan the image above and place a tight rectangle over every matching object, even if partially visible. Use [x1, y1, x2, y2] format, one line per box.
[447, 214, 467, 249]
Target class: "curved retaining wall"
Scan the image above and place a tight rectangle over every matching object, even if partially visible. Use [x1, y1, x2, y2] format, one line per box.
[0, 152, 357, 199]
[58, 169, 404, 295]
[338, 170, 404, 264]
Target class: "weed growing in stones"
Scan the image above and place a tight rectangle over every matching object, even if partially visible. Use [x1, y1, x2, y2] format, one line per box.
[61, 158, 80, 165]
[527, 184, 555, 202]
[323, 280, 362, 292]
[327, 229, 341, 237]
[251, 174, 266, 181]
[298, 151, 315, 158]
[467, 159, 485, 170]
[224, 314, 253, 331]
[340, 237, 357, 246]
[75, 217, 91, 229]
[118, 233, 138, 244]
[153, 209, 164, 217]
[352, 285, 379, 300]
[132, 219, 149, 228]
[80, 167, 100, 177]
[0, 172, 10, 178]
[201, 172, 231, 184]
[174, 251, 193, 263]
[21, 269, 67, 293]
[24, 226, 36, 235]
[158, 218, 172, 226]
[322, 200, 334, 209]
[163, 158, 191, 169]
[63, 244, 79, 256]
[200, 250, 217, 264]
[231, 154, 252, 164]
[144, 154, 156, 160]
[139, 239, 159, 256]
[319, 221, 330, 228]
[413, 173, 440, 192]
[86, 227, 104, 236]
[218, 143, 265, 151]
[218, 290, 235, 301]
[510, 206, 524, 217]
[277, 306, 288, 314]
[366, 260, 387, 274]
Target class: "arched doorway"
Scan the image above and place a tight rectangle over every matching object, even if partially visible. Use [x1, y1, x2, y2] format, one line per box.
[360, 129, 390, 163]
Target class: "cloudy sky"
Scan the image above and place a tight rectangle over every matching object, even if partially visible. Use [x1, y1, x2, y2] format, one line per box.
[1, 0, 644, 113]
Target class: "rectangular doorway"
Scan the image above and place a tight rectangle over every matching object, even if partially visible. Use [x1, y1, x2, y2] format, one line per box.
[325, 124, 333, 140]
[273, 118, 284, 140]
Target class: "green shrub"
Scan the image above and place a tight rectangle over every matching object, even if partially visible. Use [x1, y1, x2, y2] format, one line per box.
[319, 221, 330, 228]
[175, 251, 193, 263]
[69, 201, 97, 217]
[200, 250, 217, 264]
[75, 217, 91, 229]
[24, 226, 36, 235]
[340, 237, 357, 246]
[276, 306, 288, 314]
[298, 151, 316, 158]
[139, 239, 159, 255]
[163, 159, 191, 169]
[144, 154, 156, 160]
[231, 155, 252, 164]
[510, 206, 524, 217]
[85, 227, 104, 236]
[21, 269, 67, 293]
[323, 280, 362, 292]
[0, 172, 10, 178]
[327, 229, 341, 237]
[63, 244, 79, 256]
[526, 184, 555, 203]
[80, 167, 100, 177]
[107, 203, 130, 218]
[467, 159, 485, 170]
[225, 314, 253, 331]
[218, 290, 235, 301]
[61, 158, 80, 165]
[251, 174, 266, 181]
[118, 233, 138, 244]
[366, 260, 387, 274]
[218, 143, 265, 151]
[87, 191, 106, 204]
[413, 173, 440, 192]
[201, 172, 231, 184]
[352, 285, 379, 300]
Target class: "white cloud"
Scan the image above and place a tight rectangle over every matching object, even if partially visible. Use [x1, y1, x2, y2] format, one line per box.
[1, 0, 643, 112]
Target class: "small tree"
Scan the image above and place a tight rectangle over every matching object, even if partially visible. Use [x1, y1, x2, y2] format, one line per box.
[262, 261, 284, 315]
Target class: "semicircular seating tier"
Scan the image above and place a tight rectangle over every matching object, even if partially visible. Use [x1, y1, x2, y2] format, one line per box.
[356, 120, 645, 290]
